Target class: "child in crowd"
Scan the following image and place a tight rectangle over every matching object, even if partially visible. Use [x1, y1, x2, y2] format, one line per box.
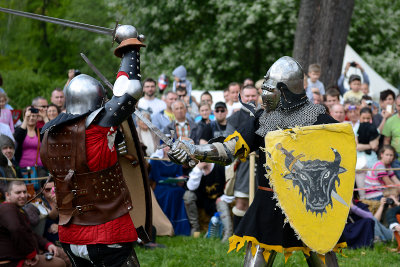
[0, 93, 14, 133]
[343, 75, 363, 103]
[311, 88, 322, 104]
[365, 145, 400, 200]
[306, 63, 325, 101]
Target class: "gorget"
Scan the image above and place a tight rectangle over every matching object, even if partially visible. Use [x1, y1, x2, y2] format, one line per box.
[255, 101, 326, 137]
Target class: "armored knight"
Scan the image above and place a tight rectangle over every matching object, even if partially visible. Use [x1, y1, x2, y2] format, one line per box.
[168, 56, 346, 266]
[40, 25, 148, 267]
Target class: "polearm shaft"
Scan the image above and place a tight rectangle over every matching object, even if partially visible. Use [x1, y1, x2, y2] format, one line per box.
[0, 7, 113, 36]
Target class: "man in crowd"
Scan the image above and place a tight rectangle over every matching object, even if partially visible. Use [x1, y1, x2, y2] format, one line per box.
[330, 104, 346, 123]
[374, 89, 395, 133]
[50, 88, 65, 112]
[199, 102, 228, 143]
[184, 161, 226, 237]
[325, 88, 341, 108]
[382, 94, 400, 178]
[226, 82, 242, 117]
[32, 96, 49, 128]
[163, 100, 197, 141]
[152, 91, 179, 131]
[200, 91, 213, 108]
[176, 84, 199, 119]
[225, 85, 260, 229]
[0, 180, 65, 267]
[137, 78, 166, 115]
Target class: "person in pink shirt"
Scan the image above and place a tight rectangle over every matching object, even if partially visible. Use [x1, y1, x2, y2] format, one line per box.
[0, 92, 14, 133]
[13, 107, 47, 191]
[365, 145, 400, 199]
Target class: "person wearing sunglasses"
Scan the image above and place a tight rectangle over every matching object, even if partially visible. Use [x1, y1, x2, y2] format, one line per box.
[199, 102, 228, 145]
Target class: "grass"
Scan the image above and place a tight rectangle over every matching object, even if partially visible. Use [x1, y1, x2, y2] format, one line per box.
[135, 236, 400, 267]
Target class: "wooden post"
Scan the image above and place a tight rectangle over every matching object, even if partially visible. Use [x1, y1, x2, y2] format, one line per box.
[249, 152, 256, 205]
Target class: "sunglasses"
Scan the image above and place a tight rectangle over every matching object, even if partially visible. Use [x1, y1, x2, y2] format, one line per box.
[44, 188, 52, 192]
[215, 109, 226, 113]
[347, 105, 357, 111]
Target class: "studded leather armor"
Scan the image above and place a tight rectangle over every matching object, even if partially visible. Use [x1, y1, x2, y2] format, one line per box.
[40, 117, 133, 226]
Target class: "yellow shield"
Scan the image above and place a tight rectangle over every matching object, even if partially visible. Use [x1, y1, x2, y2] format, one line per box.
[265, 123, 356, 254]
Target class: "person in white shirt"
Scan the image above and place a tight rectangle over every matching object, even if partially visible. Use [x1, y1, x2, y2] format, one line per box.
[226, 82, 242, 117]
[137, 78, 166, 115]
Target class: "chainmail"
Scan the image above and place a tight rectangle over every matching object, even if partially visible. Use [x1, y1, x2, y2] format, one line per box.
[255, 101, 327, 137]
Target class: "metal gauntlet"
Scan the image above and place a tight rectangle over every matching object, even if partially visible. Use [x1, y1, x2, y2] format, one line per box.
[168, 138, 238, 166]
[192, 139, 238, 165]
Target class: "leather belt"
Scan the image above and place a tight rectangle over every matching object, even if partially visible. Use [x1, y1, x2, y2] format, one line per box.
[258, 186, 274, 192]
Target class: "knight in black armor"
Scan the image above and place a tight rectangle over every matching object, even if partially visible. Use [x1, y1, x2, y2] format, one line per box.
[40, 25, 148, 267]
[168, 56, 344, 266]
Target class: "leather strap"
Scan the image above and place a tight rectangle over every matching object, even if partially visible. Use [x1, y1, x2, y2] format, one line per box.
[258, 186, 273, 192]
[35, 127, 40, 167]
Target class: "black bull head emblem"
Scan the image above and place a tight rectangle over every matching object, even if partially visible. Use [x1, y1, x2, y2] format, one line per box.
[276, 143, 346, 215]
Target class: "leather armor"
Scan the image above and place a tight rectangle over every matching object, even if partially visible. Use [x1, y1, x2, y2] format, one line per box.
[40, 117, 133, 226]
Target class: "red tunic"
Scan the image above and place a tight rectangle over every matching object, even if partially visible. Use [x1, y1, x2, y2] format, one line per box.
[59, 124, 137, 244]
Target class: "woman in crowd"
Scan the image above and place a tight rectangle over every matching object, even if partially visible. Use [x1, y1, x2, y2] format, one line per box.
[47, 103, 61, 121]
[365, 145, 400, 200]
[193, 101, 212, 144]
[136, 111, 159, 157]
[0, 92, 14, 133]
[14, 107, 47, 191]
[149, 145, 191, 236]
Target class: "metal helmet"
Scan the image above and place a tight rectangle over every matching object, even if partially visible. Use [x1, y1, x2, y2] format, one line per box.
[65, 74, 106, 115]
[262, 56, 307, 111]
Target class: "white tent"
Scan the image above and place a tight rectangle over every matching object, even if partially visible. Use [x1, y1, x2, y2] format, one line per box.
[342, 44, 398, 101]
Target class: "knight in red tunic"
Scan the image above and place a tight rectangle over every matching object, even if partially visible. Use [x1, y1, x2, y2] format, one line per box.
[40, 25, 146, 267]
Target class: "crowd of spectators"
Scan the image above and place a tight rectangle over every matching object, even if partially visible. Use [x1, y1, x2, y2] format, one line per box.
[1, 59, 400, 265]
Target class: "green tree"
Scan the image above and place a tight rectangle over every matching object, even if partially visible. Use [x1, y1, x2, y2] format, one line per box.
[348, 0, 400, 88]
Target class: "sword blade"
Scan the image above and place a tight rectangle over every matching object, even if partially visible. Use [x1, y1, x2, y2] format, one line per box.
[331, 190, 349, 207]
[0, 7, 113, 36]
[80, 53, 114, 92]
[134, 110, 173, 147]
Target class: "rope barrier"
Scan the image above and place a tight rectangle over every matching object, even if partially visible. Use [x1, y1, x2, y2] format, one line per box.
[0, 176, 49, 181]
[353, 183, 400, 191]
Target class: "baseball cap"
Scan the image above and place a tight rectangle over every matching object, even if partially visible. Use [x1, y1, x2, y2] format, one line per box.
[214, 102, 227, 110]
[349, 74, 361, 83]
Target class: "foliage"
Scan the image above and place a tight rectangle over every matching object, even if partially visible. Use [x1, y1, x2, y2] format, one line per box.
[136, 236, 400, 267]
[116, 0, 299, 91]
[348, 0, 400, 88]
[0, 0, 399, 109]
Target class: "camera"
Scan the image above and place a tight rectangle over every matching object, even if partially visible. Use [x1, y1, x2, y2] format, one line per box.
[350, 61, 357, 67]
[44, 252, 53, 261]
[385, 198, 394, 206]
[30, 106, 39, 113]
